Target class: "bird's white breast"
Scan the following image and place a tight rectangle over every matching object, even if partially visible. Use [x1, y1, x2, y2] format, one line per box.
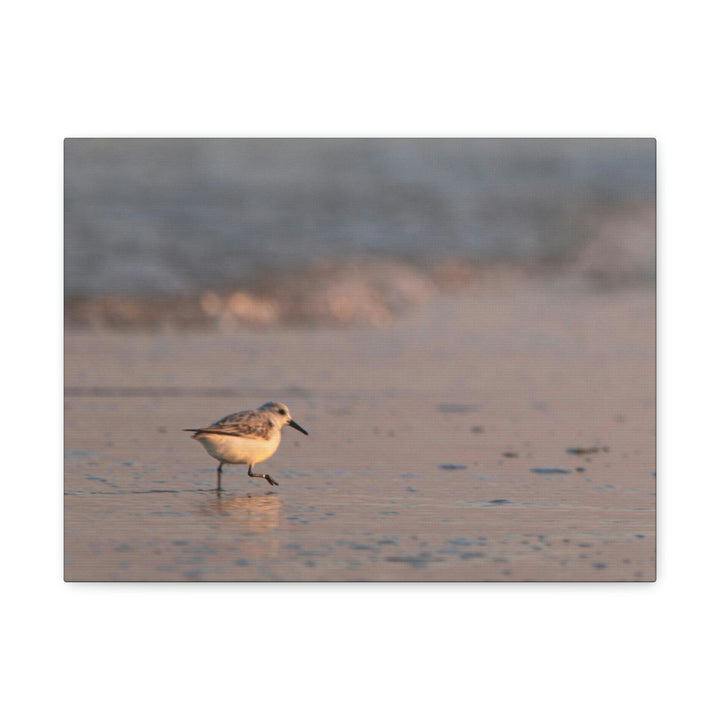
[195, 431, 281, 465]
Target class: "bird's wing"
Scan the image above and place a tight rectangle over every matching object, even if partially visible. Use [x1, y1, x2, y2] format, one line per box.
[193, 410, 274, 439]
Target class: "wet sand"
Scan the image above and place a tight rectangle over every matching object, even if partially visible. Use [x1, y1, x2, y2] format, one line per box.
[64, 278, 655, 581]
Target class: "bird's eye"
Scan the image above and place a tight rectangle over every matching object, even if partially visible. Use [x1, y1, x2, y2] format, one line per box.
[278, 409, 286, 415]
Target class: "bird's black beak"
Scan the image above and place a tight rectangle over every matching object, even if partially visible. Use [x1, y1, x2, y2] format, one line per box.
[288, 419, 309, 435]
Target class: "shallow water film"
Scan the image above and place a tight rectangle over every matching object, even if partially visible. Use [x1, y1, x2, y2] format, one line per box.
[64, 284, 655, 581]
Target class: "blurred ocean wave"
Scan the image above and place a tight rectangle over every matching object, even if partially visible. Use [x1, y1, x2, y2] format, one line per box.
[64, 138, 655, 327]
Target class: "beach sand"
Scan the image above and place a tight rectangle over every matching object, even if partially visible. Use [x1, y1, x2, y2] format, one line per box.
[64, 277, 655, 581]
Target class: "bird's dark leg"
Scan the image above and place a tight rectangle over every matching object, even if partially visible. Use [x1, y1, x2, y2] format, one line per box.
[216, 462, 224, 492]
[248, 464, 279, 487]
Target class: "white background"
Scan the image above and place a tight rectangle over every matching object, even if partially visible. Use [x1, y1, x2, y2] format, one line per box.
[3, 2, 717, 718]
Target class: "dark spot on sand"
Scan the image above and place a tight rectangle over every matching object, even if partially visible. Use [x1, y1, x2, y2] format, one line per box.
[439, 463, 467, 471]
[436, 403, 479, 413]
[65, 448, 97, 459]
[489, 498, 510, 505]
[448, 537, 472, 546]
[567, 446, 602, 455]
[530, 467, 572, 474]
[502, 452, 519, 458]
[384, 552, 441, 567]
[567, 446, 609, 456]
[470, 425, 485, 434]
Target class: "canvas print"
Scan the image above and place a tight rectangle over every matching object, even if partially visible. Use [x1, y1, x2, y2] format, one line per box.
[64, 138, 656, 581]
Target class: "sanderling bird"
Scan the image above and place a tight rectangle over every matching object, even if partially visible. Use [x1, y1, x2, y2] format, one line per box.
[184, 401, 309, 491]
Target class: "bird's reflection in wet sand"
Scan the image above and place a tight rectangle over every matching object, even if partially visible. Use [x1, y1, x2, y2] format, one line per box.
[199, 492, 282, 533]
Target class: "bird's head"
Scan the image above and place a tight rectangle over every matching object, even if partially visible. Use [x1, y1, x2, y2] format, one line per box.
[259, 401, 309, 435]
